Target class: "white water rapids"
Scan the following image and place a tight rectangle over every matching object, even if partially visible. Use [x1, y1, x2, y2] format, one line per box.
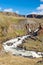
[3, 35, 43, 58]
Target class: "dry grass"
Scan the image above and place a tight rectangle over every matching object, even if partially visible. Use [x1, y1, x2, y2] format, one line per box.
[0, 44, 2, 51]
[0, 13, 43, 65]
[0, 13, 43, 51]
[21, 33, 43, 52]
[0, 53, 42, 65]
[0, 14, 26, 42]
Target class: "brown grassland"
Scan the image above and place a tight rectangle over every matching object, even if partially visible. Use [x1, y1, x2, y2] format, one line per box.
[0, 12, 43, 65]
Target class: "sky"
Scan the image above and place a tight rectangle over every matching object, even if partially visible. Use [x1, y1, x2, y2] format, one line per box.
[0, 0, 43, 15]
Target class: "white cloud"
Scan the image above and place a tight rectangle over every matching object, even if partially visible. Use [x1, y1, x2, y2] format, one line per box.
[40, 0, 43, 2]
[31, 12, 37, 14]
[16, 11, 19, 14]
[31, 11, 43, 15]
[0, 7, 2, 10]
[36, 4, 43, 10]
[3, 8, 13, 12]
[30, 4, 43, 15]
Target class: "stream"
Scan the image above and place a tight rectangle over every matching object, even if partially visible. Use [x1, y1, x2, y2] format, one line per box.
[3, 35, 43, 58]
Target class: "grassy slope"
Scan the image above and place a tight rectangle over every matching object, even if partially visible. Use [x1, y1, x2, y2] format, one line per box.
[22, 18, 43, 52]
[0, 13, 43, 51]
[0, 14, 26, 42]
[22, 38, 43, 52]
[0, 13, 43, 65]
[0, 53, 42, 65]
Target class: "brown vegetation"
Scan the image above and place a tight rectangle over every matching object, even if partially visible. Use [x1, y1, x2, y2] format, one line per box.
[0, 52, 42, 65]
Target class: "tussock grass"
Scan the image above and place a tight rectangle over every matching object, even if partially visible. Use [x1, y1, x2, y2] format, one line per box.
[0, 12, 43, 51]
[0, 53, 42, 65]
[0, 13, 43, 65]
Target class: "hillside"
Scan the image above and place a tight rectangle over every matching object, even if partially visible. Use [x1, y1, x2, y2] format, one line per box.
[0, 12, 26, 43]
[0, 52, 42, 65]
[0, 12, 43, 46]
[0, 12, 43, 65]
[0, 12, 23, 17]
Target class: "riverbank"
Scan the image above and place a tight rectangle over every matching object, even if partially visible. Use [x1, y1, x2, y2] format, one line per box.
[2, 35, 43, 58]
[0, 52, 42, 65]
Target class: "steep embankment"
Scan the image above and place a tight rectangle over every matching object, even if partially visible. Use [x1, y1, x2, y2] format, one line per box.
[0, 13, 26, 43]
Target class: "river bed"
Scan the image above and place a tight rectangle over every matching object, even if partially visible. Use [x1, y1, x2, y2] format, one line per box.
[3, 35, 43, 58]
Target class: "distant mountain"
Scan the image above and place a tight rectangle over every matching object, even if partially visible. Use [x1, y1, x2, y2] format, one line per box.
[27, 14, 43, 19]
[0, 12, 23, 17]
[0, 12, 43, 18]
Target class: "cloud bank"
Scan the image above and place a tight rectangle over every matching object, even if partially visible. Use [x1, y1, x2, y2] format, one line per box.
[3, 8, 13, 12]
[15, 11, 19, 14]
[37, 4, 43, 10]
[40, 0, 43, 2]
[30, 4, 43, 15]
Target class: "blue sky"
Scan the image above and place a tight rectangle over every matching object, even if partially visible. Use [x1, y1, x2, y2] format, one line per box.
[0, 0, 43, 15]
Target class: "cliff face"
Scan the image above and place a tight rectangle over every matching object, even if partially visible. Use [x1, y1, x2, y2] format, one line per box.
[27, 14, 43, 19]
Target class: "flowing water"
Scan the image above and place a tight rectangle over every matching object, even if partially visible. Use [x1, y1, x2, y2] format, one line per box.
[3, 35, 43, 58]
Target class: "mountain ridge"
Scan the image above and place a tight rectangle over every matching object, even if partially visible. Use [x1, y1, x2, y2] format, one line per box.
[27, 14, 43, 19]
[0, 12, 43, 18]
